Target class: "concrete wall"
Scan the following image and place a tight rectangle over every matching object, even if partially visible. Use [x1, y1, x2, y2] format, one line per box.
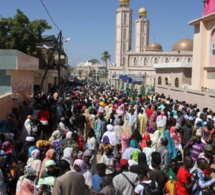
[156, 85, 215, 110]
[0, 93, 15, 121]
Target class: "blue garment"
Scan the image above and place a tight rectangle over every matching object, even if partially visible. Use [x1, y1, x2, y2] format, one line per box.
[28, 145, 37, 158]
[163, 130, 177, 162]
[92, 174, 102, 192]
[0, 120, 9, 133]
[130, 139, 140, 150]
[192, 168, 215, 195]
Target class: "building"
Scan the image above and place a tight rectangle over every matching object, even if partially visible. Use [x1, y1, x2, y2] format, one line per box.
[0, 50, 39, 120]
[109, 0, 193, 93]
[155, 0, 215, 110]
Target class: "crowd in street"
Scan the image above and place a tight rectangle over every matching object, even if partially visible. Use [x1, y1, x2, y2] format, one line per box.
[0, 81, 215, 195]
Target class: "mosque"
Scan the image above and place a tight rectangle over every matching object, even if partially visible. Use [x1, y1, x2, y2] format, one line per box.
[108, 0, 193, 91]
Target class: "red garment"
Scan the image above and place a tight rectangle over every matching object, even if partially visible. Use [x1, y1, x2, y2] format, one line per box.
[145, 108, 153, 118]
[141, 132, 150, 149]
[77, 134, 85, 151]
[38, 110, 49, 121]
[198, 153, 211, 176]
[176, 166, 191, 195]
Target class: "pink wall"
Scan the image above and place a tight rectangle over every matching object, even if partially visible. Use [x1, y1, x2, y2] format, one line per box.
[204, 0, 215, 16]
[0, 93, 15, 121]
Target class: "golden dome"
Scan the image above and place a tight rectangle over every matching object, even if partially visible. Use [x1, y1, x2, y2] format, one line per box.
[119, 0, 129, 5]
[139, 7, 147, 16]
[172, 38, 193, 52]
[146, 43, 163, 52]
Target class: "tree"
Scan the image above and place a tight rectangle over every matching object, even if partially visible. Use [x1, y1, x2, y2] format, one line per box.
[101, 51, 111, 70]
[0, 9, 51, 56]
[88, 58, 100, 65]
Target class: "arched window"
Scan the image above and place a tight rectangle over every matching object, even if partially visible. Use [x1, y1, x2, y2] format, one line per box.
[165, 57, 169, 63]
[123, 28, 126, 40]
[175, 78, 179, 88]
[210, 28, 215, 66]
[134, 57, 137, 66]
[187, 58, 191, 63]
[158, 76, 162, 85]
[123, 43, 126, 53]
[144, 57, 147, 65]
[122, 57, 125, 66]
[154, 57, 158, 64]
[176, 58, 180, 62]
[165, 77, 168, 85]
[124, 13, 127, 25]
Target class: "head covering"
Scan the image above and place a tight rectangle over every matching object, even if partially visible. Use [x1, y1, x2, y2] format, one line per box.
[161, 111, 165, 120]
[66, 131, 72, 139]
[196, 128, 202, 136]
[141, 132, 150, 149]
[62, 147, 73, 165]
[73, 159, 87, 173]
[3, 141, 12, 153]
[16, 179, 34, 195]
[26, 136, 35, 142]
[31, 149, 40, 159]
[131, 149, 140, 162]
[36, 140, 51, 148]
[163, 130, 177, 159]
[103, 136, 110, 144]
[27, 115, 33, 119]
[120, 159, 128, 167]
[45, 159, 56, 168]
[83, 149, 93, 157]
[121, 120, 132, 137]
[107, 124, 114, 132]
[170, 126, 177, 134]
[130, 139, 140, 150]
[39, 149, 55, 178]
[52, 130, 61, 140]
[204, 144, 213, 151]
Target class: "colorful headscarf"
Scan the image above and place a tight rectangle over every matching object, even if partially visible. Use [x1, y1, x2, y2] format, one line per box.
[141, 132, 150, 149]
[73, 159, 87, 173]
[45, 160, 56, 168]
[130, 139, 140, 150]
[131, 149, 140, 162]
[3, 141, 13, 154]
[16, 179, 34, 195]
[36, 140, 51, 148]
[31, 149, 40, 159]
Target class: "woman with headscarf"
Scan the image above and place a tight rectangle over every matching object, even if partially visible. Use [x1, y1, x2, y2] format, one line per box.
[27, 149, 41, 176]
[148, 105, 158, 132]
[39, 149, 55, 178]
[2, 141, 13, 154]
[121, 119, 132, 154]
[141, 132, 151, 149]
[170, 126, 182, 149]
[150, 129, 161, 151]
[38, 160, 58, 194]
[128, 149, 140, 167]
[16, 179, 34, 195]
[122, 139, 141, 160]
[62, 147, 73, 170]
[156, 111, 167, 136]
[73, 159, 93, 188]
[163, 130, 177, 163]
[36, 140, 51, 160]
[50, 130, 63, 163]
[101, 124, 119, 155]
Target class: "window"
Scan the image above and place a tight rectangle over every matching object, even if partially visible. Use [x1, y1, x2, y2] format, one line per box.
[123, 43, 126, 53]
[154, 57, 158, 64]
[123, 29, 126, 40]
[212, 42, 215, 55]
[122, 57, 125, 66]
[187, 58, 191, 63]
[158, 76, 162, 85]
[134, 57, 137, 66]
[124, 13, 127, 25]
[176, 58, 180, 62]
[165, 77, 168, 85]
[210, 28, 215, 66]
[175, 78, 179, 88]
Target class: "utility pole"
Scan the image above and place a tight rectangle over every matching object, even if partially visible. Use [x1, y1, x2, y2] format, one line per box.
[58, 30, 62, 87]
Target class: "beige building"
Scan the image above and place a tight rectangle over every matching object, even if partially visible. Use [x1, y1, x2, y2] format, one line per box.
[109, 0, 192, 92]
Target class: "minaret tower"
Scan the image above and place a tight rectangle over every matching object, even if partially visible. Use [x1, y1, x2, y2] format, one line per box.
[135, 7, 149, 52]
[115, 0, 132, 67]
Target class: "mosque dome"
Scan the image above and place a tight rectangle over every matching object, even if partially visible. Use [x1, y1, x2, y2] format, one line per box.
[172, 38, 193, 52]
[119, 0, 129, 5]
[146, 43, 163, 52]
[138, 7, 147, 16]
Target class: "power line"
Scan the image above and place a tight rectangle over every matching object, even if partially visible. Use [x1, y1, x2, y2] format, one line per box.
[40, 0, 61, 31]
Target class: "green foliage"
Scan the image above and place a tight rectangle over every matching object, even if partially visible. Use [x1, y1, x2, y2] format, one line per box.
[101, 51, 111, 69]
[88, 58, 100, 65]
[0, 9, 51, 56]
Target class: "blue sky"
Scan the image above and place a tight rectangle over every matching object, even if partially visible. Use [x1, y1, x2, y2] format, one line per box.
[0, 0, 203, 66]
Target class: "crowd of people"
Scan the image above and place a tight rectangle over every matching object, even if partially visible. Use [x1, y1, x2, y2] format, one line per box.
[0, 81, 215, 195]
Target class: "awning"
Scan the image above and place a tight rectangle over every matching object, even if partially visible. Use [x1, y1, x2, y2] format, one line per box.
[119, 75, 129, 82]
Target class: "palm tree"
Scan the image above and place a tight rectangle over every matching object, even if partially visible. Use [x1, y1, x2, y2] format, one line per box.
[101, 51, 111, 71]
